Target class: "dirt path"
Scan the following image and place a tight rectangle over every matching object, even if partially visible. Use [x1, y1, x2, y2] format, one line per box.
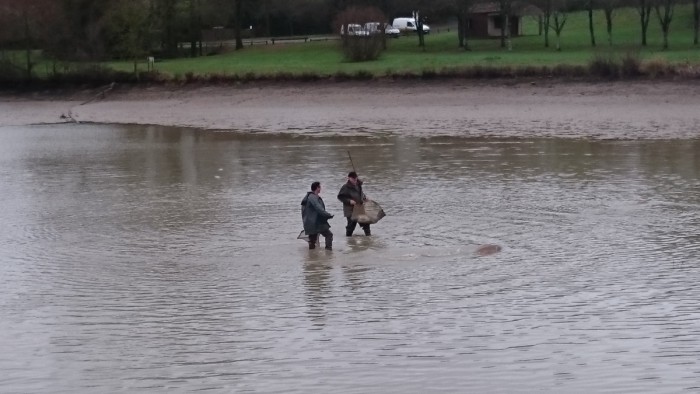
[2, 80, 699, 139]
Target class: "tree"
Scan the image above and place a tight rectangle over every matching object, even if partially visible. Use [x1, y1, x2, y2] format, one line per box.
[587, 0, 596, 46]
[602, 0, 621, 46]
[693, 0, 699, 45]
[0, 0, 56, 80]
[413, 9, 425, 47]
[233, 0, 243, 49]
[188, 0, 202, 57]
[532, 0, 553, 47]
[103, 0, 154, 71]
[155, 0, 179, 57]
[498, 0, 514, 50]
[654, 0, 677, 50]
[335, 6, 386, 61]
[455, 0, 475, 50]
[549, 0, 568, 51]
[636, 0, 653, 46]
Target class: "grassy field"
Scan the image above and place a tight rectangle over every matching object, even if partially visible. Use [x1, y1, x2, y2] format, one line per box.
[103, 5, 700, 78]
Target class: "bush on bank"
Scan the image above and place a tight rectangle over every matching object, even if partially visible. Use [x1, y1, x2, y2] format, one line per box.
[1, 55, 700, 90]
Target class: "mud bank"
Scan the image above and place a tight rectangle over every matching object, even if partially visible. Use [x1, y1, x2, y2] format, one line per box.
[2, 80, 699, 139]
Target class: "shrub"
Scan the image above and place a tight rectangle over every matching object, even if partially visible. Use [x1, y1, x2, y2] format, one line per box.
[336, 6, 387, 62]
[676, 63, 700, 78]
[334, 71, 352, 81]
[620, 52, 642, 77]
[642, 57, 673, 78]
[421, 68, 438, 79]
[588, 53, 619, 79]
[553, 64, 587, 78]
[0, 59, 26, 85]
[341, 35, 385, 62]
[354, 69, 373, 80]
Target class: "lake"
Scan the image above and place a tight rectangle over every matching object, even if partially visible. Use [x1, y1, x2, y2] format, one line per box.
[1, 124, 699, 393]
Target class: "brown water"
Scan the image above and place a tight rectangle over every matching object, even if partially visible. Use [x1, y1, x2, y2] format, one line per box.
[1, 124, 700, 393]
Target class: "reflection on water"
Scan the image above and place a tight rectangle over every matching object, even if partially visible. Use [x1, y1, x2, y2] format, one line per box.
[1, 124, 700, 393]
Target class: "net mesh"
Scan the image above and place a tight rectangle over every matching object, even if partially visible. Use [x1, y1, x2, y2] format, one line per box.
[351, 200, 386, 224]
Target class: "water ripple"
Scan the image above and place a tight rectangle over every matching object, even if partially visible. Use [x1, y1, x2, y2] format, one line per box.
[1, 125, 700, 393]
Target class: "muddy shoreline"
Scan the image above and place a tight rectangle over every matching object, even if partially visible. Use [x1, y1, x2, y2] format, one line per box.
[2, 79, 700, 139]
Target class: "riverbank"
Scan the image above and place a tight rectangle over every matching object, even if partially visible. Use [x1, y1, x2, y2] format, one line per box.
[2, 79, 700, 139]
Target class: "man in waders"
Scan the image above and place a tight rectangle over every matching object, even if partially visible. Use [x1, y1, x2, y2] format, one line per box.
[337, 171, 371, 236]
[301, 182, 334, 250]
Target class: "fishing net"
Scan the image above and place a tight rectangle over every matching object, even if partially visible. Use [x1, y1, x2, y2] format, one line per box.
[297, 230, 314, 243]
[351, 200, 386, 224]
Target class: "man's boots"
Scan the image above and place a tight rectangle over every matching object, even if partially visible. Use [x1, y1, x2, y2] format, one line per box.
[308, 234, 318, 249]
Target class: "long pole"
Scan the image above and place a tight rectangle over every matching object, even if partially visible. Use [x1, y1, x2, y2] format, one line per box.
[347, 151, 357, 172]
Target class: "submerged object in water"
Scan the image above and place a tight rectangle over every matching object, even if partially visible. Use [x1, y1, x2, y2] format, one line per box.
[475, 244, 502, 256]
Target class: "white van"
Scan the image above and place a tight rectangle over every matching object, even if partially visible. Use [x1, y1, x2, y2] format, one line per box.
[392, 17, 430, 34]
[365, 22, 401, 38]
[340, 24, 369, 36]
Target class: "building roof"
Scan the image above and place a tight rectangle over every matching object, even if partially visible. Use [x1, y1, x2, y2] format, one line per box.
[469, 1, 543, 16]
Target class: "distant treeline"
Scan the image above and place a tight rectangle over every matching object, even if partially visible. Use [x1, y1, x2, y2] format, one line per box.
[0, 0, 698, 79]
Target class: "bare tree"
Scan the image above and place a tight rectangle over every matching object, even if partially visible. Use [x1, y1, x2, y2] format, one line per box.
[654, 0, 677, 50]
[549, 0, 568, 51]
[234, 0, 243, 49]
[602, 0, 621, 46]
[413, 9, 425, 48]
[455, 0, 475, 50]
[498, 0, 514, 50]
[587, 0, 596, 46]
[636, 0, 653, 46]
[693, 0, 699, 45]
[189, 0, 202, 57]
[531, 0, 553, 47]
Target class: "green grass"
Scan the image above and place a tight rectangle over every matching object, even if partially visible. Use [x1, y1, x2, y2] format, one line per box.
[103, 5, 700, 78]
[4, 4, 697, 84]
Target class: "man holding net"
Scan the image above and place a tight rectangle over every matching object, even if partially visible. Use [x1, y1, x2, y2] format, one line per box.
[337, 171, 371, 237]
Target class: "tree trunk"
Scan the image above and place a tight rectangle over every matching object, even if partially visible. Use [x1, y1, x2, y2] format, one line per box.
[543, 0, 551, 48]
[588, 1, 596, 46]
[234, 0, 243, 50]
[694, 0, 699, 45]
[163, 0, 177, 57]
[22, 7, 32, 81]
[552, 12, 567, 52]
[605, 9, 613, 46]
[655, 2, 675, 51]
[458, 14, 464, 47]
[638, 1, 651, 47]
[506, 15, 512, 50]
[189, 0, 198, 58]
[556, 33, 561, 51]
[500, 11, 506, 48]
[463, 13, 471, 50]
[414, 11, 425, 48]
[663, 27, 669, 50]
